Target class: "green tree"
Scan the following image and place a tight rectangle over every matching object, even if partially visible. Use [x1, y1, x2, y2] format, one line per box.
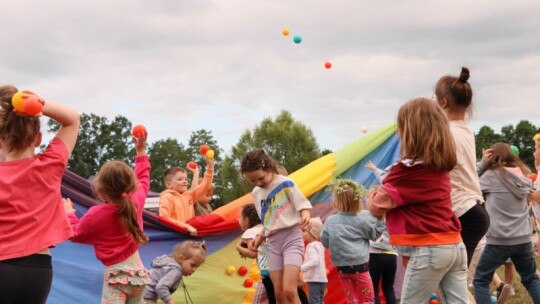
[148, 139, 189, 192]
[220, 110, 321, 203]
[46, 113, 134, 178]
[475, 120, 539, 170]
[475, 126, 504, 159]
[505, 120, 538, 170]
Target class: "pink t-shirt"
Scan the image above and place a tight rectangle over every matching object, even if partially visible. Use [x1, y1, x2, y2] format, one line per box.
[0, 137, 73, 261]
[67, 156, 150, 266]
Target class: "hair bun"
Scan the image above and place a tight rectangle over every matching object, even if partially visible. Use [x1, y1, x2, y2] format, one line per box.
[459, 67, 470, 83]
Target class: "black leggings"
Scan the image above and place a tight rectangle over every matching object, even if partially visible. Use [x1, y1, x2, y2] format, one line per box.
[0, 254, 53, 304]
[369, 253, 397, 304]
[459, 202, 490, 267]
[262, 276, 309, 304]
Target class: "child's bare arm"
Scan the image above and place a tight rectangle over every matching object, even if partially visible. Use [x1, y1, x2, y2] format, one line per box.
[41, 100, 80, 155]
[236, 239, 257, 259]
[299, 209, 311, 231]
[365, 161, 378, 172]
[188, 165, 200, 190]
[190, 155, 215, 202]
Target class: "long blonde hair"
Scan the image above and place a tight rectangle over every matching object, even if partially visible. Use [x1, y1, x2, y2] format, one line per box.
[397, 98, 457, 171]
[93, 160, 148, 244]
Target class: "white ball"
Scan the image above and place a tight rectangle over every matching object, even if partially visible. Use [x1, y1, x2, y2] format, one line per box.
[361, 126, 369, 133]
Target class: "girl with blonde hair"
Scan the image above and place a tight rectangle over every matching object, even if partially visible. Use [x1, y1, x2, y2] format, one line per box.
[367, 98, 468, 304]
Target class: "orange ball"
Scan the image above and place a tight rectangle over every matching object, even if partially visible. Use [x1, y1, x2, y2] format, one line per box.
[22, 96, 43, 116]
[324, 61, 332, 69]
[188, 161, 197, 170]
[429, 300, 439, 304]
[199, 144, 211, 155]
[132, 125, 147, 137]
[530, 173, 538, 182]
[12, 91, 25, 112]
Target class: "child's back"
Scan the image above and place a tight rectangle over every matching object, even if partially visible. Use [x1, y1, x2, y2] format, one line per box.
[68, 157, 150, 265]
[367, 98, 468, 304]
[66, 131, 151, 303]
[322, 178, 384, 304]
[0, 85, 79, 303]
[322, 210, 384, 267]
[473, 142, 540, 303]
[481, 167, 531, 243]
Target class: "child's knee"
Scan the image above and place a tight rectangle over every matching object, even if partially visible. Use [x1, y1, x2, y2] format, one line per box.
[282, 286, 298, 300]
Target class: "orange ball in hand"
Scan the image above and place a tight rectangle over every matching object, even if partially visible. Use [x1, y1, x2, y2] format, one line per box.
[188, 161, 197, 170]
[22, 97, 43, 116]
[132, 125, 147, 137]
[199, 144, 211, 155]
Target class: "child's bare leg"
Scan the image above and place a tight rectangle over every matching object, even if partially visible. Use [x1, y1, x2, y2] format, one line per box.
[270, 266, 301, 304]
[504, 263, 514, 287]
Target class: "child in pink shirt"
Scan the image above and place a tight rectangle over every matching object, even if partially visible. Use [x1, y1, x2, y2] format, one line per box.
[0, 85, 80, 303]
[64, 130, 151, 303]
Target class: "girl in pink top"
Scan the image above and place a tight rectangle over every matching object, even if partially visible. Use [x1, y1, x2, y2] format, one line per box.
[0, 85, 80, 303]
[64, 131, 151, 303]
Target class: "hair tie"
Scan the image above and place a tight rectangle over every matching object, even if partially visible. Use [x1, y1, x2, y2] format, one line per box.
[121, 192, 129, 198]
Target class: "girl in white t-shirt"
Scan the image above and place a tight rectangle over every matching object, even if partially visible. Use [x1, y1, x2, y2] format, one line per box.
[241, 149, 312, 304]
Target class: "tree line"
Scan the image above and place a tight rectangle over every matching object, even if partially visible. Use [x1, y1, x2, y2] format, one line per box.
[46, 110, 322, 209]
[47, 113, 539, 209]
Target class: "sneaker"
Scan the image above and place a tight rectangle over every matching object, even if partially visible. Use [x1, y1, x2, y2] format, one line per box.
[498, 284, 511, 304]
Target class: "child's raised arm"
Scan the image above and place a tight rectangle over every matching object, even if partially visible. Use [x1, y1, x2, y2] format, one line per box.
[41, 100, 80, 155]
[132, 131, 150, 210]
[189, 155, 214, 202]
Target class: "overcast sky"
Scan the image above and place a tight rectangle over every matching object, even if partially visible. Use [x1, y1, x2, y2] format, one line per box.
[2, 1, 539, 153]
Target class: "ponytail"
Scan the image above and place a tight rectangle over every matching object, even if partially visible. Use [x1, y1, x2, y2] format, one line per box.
[117, 196, 149, 244]
[92, 160, 147, 244]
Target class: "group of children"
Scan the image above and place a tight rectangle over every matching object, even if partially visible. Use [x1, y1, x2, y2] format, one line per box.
[2, 65, 540, 304]
[0, 85, 211, 304]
